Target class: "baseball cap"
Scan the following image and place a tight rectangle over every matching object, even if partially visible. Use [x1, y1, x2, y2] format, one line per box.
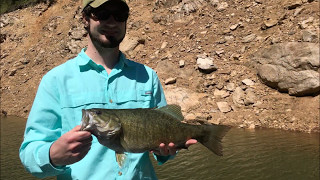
[83, 0, 129, 10]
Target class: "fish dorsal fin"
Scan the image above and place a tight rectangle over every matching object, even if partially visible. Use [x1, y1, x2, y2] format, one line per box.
[156, 104, 184, 121]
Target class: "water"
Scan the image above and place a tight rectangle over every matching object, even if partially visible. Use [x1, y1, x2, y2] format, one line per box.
[0, 116, 55, 180]
[153, 128, 319, 180]
[1, 116, 319, 180]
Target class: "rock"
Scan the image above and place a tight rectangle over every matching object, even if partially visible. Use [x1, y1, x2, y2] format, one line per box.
[165, 77, 177, 85]
[43, 16, 61, 31]
[169, 0, 206, 14]
[261, 19, 278, 30]
[299, 17, 314, 29]
[152, 14, 162, 23]
[155, 0, 181, 8]
[230, 23, 239, 31]
[253, 100, 263, 108]
[19, 58, 30, 65]
[248, 124, 256, 129]
[214, 89, 230, 98]
[208, 117, 221, 125]
[233, 87, 245, 106]
[164, 87, 206, 112]
[206, 74, 216, 80]
[252, 42, 320, 96]
[239, 124, 245, 128]
[244, 88, 257, 106]
[286, 1, 303, 10]
[161, 41, 168, 49]
[200, 31, 207, 35]
[216, 83, 224, 90]
[226, 83, 236, 91]
[179, 60, 185, 68]
[224, 35, 234, 41]
[215, 50, 225, 56]
[196, 55, 217, 73]
[0, 14, 16, 28]
[293, 8, 304, 17]
[120, 36, 140, 52]
[217, 102, 232, 113]
[302, 30, 317, 42]
[230, 53, 241, 60]
[185, 114, 196, 121]
[242, 79, 255, 86]
[242, 34, 256, 43]
[217, 2, 228, 11]
[67, 39, 84, 54]
[69, 26, 87, 40]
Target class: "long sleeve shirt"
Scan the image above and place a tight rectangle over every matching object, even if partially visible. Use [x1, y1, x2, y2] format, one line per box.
[19, 48, 173, 179]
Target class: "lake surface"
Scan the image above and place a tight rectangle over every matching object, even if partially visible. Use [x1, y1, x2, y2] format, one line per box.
[1, 116, 319, 180]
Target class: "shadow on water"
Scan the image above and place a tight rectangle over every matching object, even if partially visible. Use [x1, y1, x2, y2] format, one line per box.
[0, 0, 56, 14]
[1, 116, 319, 180]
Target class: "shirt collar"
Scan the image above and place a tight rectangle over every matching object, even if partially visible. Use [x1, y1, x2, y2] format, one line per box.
[77, 48, 133, 71]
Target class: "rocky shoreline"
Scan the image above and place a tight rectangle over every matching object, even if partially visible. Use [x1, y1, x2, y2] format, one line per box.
[0, 0, 319, 133]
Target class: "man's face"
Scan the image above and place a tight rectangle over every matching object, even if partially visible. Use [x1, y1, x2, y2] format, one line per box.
[86, 2, 128, 48]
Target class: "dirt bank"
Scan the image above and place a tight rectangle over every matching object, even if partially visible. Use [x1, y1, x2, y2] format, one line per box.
[0, 0, 319, 133]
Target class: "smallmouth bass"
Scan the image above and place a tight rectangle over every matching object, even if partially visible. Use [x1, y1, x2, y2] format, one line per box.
[80, 105, 230, 166]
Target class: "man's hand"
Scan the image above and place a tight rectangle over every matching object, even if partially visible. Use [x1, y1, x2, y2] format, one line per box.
[49, 125, 92, 166]
[151, 139, 198, 156]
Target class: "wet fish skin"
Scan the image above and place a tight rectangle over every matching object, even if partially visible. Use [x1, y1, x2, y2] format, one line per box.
[80, 105, 230, 156]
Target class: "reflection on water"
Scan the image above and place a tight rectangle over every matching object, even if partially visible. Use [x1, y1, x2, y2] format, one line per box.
[1, 116, 319, 180]
[0, 116, 54, 180]
[152, 128, 319, 180]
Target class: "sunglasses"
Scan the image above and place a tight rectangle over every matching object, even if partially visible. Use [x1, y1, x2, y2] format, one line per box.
[91, 10, 129, 22]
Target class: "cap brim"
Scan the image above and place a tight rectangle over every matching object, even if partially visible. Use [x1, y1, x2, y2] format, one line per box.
[90, 0, 128, 9]
[89, 0, 109, 8]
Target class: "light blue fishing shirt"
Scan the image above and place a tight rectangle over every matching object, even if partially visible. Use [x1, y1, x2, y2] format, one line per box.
[19, 48, 173, 180]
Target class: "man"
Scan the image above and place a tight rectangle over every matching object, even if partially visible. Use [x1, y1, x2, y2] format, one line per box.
[19, 0, 196, 179]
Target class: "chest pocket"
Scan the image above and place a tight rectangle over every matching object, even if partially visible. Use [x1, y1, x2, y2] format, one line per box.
[61, 89, 153, 109]
[113, 89, 153, 107]
[61, 92, 108, 109]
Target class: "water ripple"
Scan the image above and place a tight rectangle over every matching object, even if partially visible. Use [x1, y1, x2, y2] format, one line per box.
[153, 128, 319, 180]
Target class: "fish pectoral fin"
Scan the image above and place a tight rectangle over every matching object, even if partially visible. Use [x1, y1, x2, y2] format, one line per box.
[156, 104, 184, 121]
[116, 152, 126, 168]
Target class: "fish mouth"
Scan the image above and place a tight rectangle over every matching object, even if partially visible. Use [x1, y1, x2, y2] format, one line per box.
[80, 109, 121, 138]
[80, 109, 93, 131]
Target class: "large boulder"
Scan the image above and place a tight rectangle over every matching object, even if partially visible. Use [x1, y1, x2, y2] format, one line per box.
[252, 42, 319, 96]
[164, 87, 206, 112]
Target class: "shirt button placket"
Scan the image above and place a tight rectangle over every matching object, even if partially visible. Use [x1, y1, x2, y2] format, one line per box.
[105, 77, 110, 104]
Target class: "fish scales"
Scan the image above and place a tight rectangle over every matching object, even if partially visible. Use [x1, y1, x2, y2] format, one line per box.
[80, 104, 230, 157]
[116, 108, 202, 152]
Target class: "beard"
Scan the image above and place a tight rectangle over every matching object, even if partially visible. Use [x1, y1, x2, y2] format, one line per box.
[88, 25, 125, 49]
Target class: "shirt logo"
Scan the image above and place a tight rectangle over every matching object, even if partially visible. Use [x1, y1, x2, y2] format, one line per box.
[144, 91, 152, 95]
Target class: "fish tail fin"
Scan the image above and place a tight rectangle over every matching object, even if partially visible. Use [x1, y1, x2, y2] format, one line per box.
[199, 125, 231, 156]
